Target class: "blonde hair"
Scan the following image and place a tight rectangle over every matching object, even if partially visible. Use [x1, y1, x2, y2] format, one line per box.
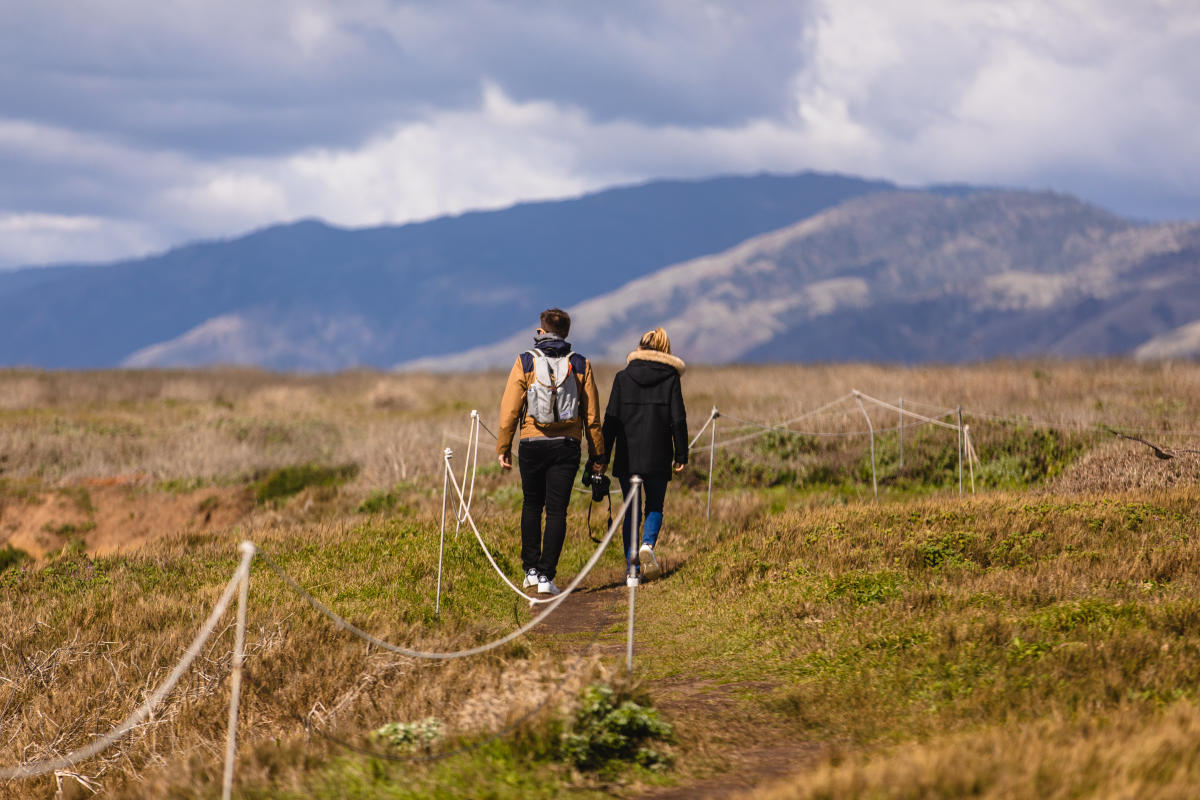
[638, 327, 672, 354]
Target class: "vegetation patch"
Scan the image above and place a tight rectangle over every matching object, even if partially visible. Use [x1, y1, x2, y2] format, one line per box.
[41, 520, 97, 537]
[560, 683, 674, 772]
[370, 717, 443, 754]
[0, 544, 29, 573]
[254, 462, 359, 505]
[356, 485, 414, 515]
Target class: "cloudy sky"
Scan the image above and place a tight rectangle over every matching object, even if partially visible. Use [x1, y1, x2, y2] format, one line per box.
[2, 0, 1198, 269]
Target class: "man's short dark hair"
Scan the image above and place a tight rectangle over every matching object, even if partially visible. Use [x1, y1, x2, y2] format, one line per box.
[540, 308, 571, 337]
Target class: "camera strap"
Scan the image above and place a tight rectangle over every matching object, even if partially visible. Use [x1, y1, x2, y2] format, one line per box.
[586, 491, 612, 544]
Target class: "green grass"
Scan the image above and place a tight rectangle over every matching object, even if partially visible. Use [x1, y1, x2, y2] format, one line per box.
[632, 490, 1200, 750]
[693, 423, 1088, 500]
[6, 361, 1200, 797]
[8, 479, 1200, 797]
[0, 544, 29, 573]
[254, 462, 361, 505]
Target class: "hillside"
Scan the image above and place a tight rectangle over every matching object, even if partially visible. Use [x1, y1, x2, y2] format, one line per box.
[0, 172, 894, 369]
[420, 190, 1200, 368]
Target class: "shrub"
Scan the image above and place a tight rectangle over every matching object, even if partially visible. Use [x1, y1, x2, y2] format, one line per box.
[370, 717, 443, 753]
[357, 487, 404, 514]
[254, 463, 359, 505]
[560, 683, 674, 772]
[0, 544, 29, 573]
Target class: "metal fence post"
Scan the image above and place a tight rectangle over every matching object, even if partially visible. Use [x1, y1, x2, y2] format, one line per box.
[957, 406, 964, 496]
[627, 475, 643, 674]
[854, 393, 878, 499]
[221, 541, 255, 800]
[706, 407, 718, 522]
[437, 448, 452, 616]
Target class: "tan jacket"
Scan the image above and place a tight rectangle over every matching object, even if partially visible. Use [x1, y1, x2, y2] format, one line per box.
[497, 347, 604, 459]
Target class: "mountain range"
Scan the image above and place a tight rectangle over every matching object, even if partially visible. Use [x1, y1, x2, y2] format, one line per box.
[0, 172, 893, 369]
[2, 172, 1198, 370]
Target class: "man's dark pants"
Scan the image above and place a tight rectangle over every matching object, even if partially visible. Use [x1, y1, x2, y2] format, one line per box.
[517, 437, 580, 580]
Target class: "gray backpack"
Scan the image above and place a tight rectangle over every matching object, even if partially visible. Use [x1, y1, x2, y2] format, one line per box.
[525, 349, 580, 424]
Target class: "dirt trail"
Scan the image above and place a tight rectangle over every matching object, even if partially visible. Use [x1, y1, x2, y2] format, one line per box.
[533, 577, 818, 799]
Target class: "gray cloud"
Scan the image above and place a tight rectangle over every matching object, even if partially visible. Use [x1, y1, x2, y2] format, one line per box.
[0, 1, 813, 157]
[2, 0, 1200, 269]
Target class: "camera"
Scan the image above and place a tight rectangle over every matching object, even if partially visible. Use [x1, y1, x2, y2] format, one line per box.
[581, 461, 610, 502]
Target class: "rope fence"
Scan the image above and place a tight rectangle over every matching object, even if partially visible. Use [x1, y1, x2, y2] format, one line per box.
[8, 393, 1193, 791]
[0, 543, 255, 794]
[2, 468, 641, 792]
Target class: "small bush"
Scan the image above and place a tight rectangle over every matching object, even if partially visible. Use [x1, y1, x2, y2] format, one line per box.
[0, 544, 29, 573]
[825, 570, 904, 605]
[254, 463, 359, 505]
[358, 488, 403, 514]
[560, 683, 674, 772]
[370, 717, 442, 753]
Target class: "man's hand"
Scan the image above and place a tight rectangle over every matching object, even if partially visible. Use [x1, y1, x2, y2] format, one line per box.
[592, 459, 605, 474]
[673, 462, 686, 473]
[499, 453, 512, 471]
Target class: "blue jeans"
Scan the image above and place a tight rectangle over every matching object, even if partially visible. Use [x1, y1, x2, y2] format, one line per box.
[618, 476, 668, 566]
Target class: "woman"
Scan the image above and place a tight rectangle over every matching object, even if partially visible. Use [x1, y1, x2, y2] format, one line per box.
[601, 327, 688, 581]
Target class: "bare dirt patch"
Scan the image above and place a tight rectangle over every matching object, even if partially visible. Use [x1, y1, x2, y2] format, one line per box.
[0, 482, 252, 558]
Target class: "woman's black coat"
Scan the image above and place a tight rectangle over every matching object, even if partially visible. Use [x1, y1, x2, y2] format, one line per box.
[601, 350, 688, 479]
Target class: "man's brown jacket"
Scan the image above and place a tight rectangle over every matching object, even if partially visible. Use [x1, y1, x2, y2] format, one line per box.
[496, 338, 603, 460]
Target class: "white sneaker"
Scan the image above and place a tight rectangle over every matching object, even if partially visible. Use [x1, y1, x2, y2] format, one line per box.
[639, 544, 661, 581]
[537, 575, 562, 595]
[522, 569, 539, 589]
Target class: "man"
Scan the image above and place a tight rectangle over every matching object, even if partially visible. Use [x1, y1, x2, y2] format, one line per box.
[497, 308, 604, 595]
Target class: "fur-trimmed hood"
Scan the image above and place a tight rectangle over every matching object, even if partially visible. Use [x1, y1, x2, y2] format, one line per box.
[626, 348, 686, 375]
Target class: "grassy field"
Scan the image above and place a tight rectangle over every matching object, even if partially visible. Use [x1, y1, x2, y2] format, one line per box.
[3, 361, 1200, 798]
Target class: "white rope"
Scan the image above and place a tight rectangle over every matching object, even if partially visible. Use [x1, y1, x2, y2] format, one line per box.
[263, 487, 636, 660]
[442, 451, 550, 606]
[687, 408, 717, 450]
[854, 395, 878, 499]
[689, 394, 856, 453]
[895, 397, 961, 417]
[692, 413, 939, 453]
[853, 390, 961, 431]
[778, 392, 859, 424]
[445, 451, 624, 607]
[0, 548, 254, 780]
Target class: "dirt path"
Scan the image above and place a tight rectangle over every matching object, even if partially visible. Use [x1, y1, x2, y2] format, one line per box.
[533, 579, 819, 799]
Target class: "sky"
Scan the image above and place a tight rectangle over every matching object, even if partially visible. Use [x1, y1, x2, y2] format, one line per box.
[2, 0, 1199, 269]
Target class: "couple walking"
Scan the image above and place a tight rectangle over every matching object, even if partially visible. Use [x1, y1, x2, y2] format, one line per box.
[496, 308, 689, 594]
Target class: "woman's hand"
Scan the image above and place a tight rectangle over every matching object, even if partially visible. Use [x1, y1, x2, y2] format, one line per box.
[673, 462, 686, 473]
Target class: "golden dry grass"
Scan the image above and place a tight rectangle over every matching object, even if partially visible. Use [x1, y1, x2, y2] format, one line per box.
[2, 359, 1198, 491]
[3, 360, 1200, 798]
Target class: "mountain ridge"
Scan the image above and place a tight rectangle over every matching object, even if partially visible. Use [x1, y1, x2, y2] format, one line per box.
[407, 189, 1200, 369]
[0, 171, 900, 368]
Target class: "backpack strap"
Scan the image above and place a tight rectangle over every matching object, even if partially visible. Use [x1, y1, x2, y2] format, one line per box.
[568, 352, 586, 377]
